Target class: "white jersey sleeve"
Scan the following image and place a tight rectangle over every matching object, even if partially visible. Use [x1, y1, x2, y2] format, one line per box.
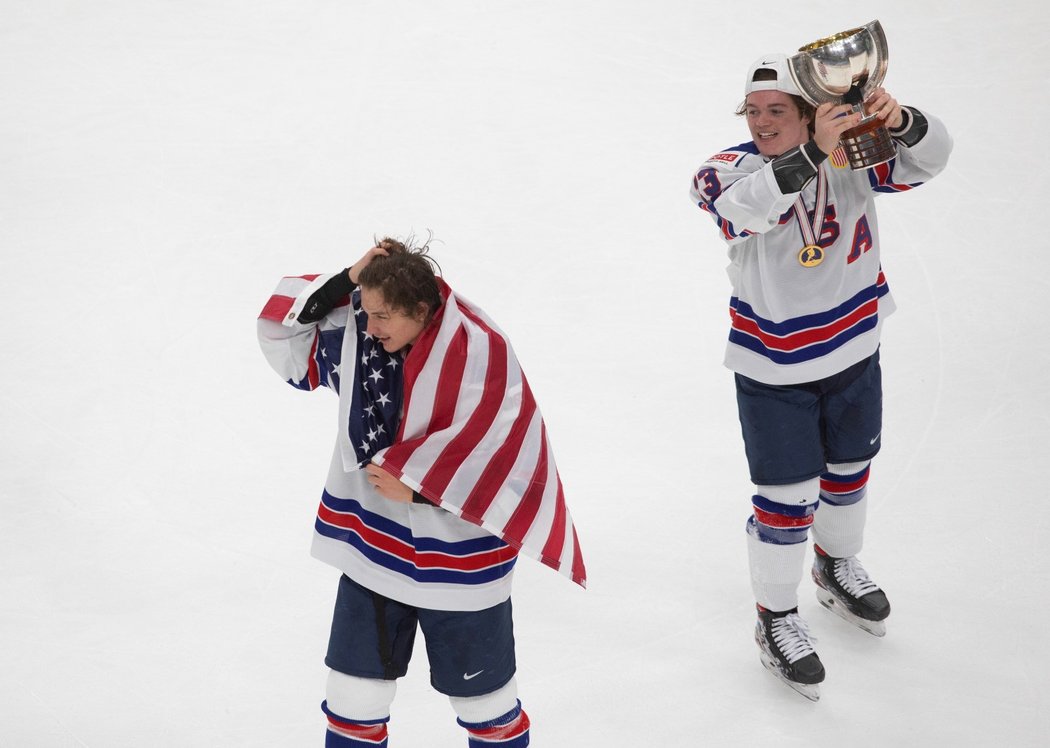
[689, 142, 798, 244]
[256, 273, 343, 392]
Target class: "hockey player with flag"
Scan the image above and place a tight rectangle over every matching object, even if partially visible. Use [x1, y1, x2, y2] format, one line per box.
[257, 237, 585, 746]
[689, 53, 951, 700]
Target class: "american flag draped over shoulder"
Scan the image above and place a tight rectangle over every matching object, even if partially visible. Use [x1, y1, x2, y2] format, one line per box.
[342, 278, 587, 588]
[343, 287, 404, 466]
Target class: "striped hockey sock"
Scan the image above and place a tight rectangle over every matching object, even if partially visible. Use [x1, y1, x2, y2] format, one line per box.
[458, 701, 530, 747]
[322, 701, 389, 748]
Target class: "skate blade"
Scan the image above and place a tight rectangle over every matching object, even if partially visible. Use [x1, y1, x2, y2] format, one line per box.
[758, 653, 821, 701]
[815, 588, 887, 637]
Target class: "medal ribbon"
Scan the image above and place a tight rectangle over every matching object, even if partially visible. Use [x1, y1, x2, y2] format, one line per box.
[792, 166, 828, 250]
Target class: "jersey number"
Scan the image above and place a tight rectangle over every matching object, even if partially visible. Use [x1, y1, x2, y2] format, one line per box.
[694, 168, 721, 202]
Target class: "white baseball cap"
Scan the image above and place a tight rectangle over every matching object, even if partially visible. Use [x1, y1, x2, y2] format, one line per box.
[744, 53, 803, 97]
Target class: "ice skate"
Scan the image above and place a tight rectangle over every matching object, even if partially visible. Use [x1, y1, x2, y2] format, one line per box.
[812, 546, 890, 637]
[755, 605, 825, 701]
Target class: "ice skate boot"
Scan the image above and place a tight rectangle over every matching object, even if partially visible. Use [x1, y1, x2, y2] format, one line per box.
[755, 605, 825, 702]
[812, 545, 890, 637]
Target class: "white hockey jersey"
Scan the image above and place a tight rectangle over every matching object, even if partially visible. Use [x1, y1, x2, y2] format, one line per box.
[690, 110, 952, 385]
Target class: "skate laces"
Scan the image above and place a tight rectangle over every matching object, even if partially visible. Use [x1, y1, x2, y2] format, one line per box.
[771, 613, 817, 664]
[833, 556, 880, 598]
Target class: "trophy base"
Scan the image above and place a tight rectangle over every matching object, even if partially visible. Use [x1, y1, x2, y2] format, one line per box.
[840, 116, 896, 170]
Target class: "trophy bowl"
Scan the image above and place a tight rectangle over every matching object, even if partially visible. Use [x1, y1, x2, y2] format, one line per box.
[788, 20, 894, 170]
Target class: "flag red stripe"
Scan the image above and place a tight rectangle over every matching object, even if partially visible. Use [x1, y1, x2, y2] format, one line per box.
[501, 423, 549, 543]
[421, 327, 508, 496]
[429, 326, 469, 435]
[307, 333, 320, 389]
[395, 303, 447, 438]
[540, 477, 568, 570]
[570, 524, 586, 585]
[259, 294, 295, 323]
[459, 378, 538, 522]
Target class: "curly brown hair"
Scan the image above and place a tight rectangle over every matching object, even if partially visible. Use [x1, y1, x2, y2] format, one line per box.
[357, 235, 443, 321]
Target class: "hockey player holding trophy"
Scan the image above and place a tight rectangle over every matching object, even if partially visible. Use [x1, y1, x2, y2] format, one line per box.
[688, 21, 952, 700]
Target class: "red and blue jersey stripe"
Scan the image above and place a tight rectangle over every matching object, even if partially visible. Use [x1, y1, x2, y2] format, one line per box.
[315, 492, 519, 586]
[728, 275, 890, 365]
[868, 158, 924, 193]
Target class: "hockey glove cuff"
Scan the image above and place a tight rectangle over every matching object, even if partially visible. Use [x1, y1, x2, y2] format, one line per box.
[772, 141, 828, 195]
[889, 106, 928, 148]
[297, 269, 355, 324]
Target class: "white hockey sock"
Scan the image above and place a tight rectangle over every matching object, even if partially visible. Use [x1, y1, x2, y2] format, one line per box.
[452, 679, 529, 748]
[449, 678, 519, 724]
[812, 460, 870, 558]
[747, 478, 819, 611]
[325, 670, 396, 722]
[747, 520, 809, 612]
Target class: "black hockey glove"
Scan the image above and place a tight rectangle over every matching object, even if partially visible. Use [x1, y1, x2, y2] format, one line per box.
[296, 268, 355, 324]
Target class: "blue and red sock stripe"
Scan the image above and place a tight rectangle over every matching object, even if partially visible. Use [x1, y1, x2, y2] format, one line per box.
[750, 495, 816, 545]
[458, 702, 530, 747]
[819, 465, 870, 506]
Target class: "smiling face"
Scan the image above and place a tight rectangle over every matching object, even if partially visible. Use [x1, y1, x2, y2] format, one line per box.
[360, 286, 429, 353]
[745, 90, 812, 158]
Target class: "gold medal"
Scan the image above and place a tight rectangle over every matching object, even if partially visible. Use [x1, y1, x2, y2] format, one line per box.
[798, 244, 824, 267]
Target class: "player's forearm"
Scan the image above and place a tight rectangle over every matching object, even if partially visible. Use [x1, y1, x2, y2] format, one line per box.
[771, 141, 828, 194]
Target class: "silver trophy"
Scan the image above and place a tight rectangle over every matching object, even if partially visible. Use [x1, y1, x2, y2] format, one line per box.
[788, 20, 894, 170]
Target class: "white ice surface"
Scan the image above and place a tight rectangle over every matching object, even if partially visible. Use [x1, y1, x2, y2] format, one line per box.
[2, 1, 1047, 746]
